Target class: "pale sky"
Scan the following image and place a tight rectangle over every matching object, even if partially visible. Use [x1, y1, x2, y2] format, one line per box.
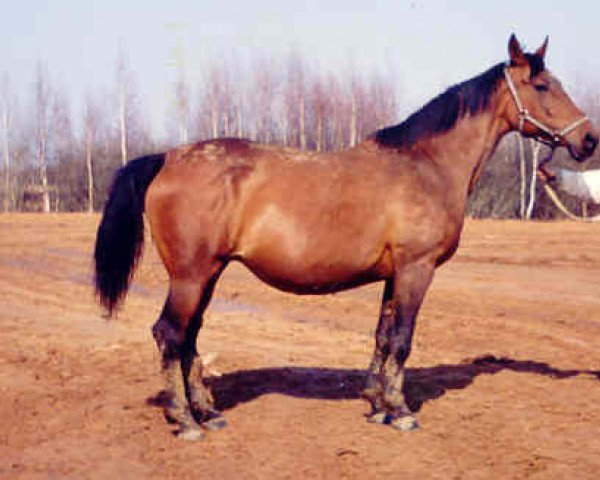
[2, 0, 600, 137]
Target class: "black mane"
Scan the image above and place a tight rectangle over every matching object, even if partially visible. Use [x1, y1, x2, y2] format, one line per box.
[372, 55, 545, 149]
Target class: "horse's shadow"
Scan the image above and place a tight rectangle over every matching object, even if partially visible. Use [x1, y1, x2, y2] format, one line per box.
[148, 355, 600, 414]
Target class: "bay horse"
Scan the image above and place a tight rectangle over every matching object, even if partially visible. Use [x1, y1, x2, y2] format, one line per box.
[94, 35, 598, 440]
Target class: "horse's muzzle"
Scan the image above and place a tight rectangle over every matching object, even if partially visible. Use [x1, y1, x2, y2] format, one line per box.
[568, 131, 599, 162]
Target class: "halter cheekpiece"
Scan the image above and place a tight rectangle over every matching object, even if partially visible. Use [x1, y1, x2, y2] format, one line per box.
[503, 67, 588, 147]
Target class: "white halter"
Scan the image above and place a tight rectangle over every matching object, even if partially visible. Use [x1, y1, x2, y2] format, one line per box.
[503, 67, 588, 146]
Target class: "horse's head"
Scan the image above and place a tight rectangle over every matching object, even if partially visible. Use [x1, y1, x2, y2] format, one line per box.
[503, 34, 598, 163]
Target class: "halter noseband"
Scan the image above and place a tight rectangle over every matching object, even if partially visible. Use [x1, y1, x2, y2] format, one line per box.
[503, 67, 588, 147]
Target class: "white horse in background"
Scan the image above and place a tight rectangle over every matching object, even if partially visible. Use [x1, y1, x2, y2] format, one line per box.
[554, 168, 600, 204]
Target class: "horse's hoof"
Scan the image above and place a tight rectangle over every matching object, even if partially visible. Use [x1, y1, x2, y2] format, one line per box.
[367, 412, 391, 425]
[390, 415, 420, 431]
[177, 426, 205, 441]
[203, 416, 227, 431]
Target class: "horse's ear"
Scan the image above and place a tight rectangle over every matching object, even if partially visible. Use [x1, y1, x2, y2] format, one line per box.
[508, 34, 527, 66]
[535, 36, 549, 60]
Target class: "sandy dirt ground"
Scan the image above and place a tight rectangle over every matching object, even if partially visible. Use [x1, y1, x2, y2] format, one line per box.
[1, 213, 600, 479]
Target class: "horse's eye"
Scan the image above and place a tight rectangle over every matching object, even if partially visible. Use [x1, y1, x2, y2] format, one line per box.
[534, 83, 549, 92]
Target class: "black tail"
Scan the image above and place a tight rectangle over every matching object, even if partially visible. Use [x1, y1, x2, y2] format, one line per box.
[94, 153, 165, 316]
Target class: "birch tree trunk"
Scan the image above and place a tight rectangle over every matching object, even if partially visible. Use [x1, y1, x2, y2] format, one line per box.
[211, 96, 219, 138]
[119, 87, 128, 166]
[299, 96, 306, 150]
[85, 124, 94, 213]
[176, 78, 189, 144]
[2, 109, 10, 212]
[83, 93, 97, 213]
[222, 111, 230, 137]
[1, 73, 10, 211]
[117, 44, 129, 166]
[36, 64, 51, 213]
[316, 114, 323, 152]
[349, 92, 357, 148]
[235, 103, 243, 138]
[38, 133, 50, 213]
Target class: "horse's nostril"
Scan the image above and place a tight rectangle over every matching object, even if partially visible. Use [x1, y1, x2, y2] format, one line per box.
[584, 133, 598, 153]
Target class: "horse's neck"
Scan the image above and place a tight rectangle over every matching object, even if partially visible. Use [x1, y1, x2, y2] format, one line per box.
[416, 106, 510, 206]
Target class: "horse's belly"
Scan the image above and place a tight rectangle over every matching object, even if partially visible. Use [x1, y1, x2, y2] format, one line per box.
[239, 255, 382, 294]
[235, 220, 384, 294]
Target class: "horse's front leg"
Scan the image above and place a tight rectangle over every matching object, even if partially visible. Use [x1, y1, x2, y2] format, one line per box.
[362, 280, 394, 421]
[368, 259, 435, 430]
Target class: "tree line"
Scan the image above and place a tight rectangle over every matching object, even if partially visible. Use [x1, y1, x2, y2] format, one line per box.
[0, 49, 397, 213]
[1, 47, 599, 218]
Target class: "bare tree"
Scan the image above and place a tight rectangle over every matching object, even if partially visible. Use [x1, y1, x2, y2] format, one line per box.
[175, 77, 189, 144]
[250, 57, 278, 144]
[198, 62, 236, 138]
[349, 81, 358, 148]
[116, 44, 130, 165]
[50, 86, 73, 210]
[284, 52, 308, 149]
[324, 74, 346, 150]
[165, 23, 189, 145]
[115, 45, 150, 162]
[1, 49, 408, 211]
[310, 77, 328, 152]
[1, 73, 12, 211]
[366, 72, 399, 133]
[83, 93, 97, 212]
[35, 62, 51, 213]
[209, 69, 220, 139]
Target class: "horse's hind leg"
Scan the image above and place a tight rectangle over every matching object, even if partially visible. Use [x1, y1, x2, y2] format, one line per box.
[152, 268, 221, 440]
[181, 264, 227, 431]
